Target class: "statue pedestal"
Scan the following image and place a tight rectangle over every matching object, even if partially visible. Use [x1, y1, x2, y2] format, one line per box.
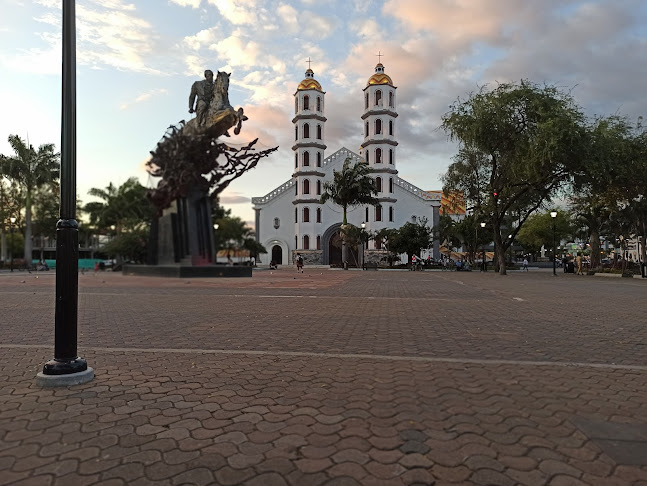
[154, 186, 215, 267]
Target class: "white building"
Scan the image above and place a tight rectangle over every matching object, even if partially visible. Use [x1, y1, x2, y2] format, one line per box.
[252, 63, 445, 266]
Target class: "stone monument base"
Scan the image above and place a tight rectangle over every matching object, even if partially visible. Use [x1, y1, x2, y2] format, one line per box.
[122, 264, 252, 278]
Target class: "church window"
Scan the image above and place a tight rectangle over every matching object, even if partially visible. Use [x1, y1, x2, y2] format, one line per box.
[303, 179, 310, 195]
[316, 180, 321, 195]
[389, 177, 393, 193]
[303, 234, 310, 249]
[317, 152, 321, 167]
[375, 90, 382, 106]
[317, 96, 321, 111]
[303, 207, 310, 222]
[389, 120, 393, 135]
[303, 123, 310, 138]
[376, 205, 382, 222]
[316, 235, 321, 250]
[365, 93, 369, 109]
[303, 151, 310, 166]
[366, 207, 369, 221]
[389, 206, 394, 222]
[303, 95, 310, 111]
[365, 122, 369, 137]
[376, 148, 382, 164]
[295, 184, 298, 195]
[316, 207, 321, 223]
[376, 238, 382, 250]
[317, 124, 322, 139]
[366, 151, 370, 164]
[295, 98, 298, 113]
[376, 177, 382, 192]
[295, 153, 298, 168]
[389, 91, 394, 108]
[376, 119, 382, 135]
[294, 208, 298, 222]
[389, 149, 393, 164]
[295, 235, 298, 248]
[295, 126, 298, 141]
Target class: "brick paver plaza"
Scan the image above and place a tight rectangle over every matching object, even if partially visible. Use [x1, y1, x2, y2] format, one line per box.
[1, 268, 646, 485]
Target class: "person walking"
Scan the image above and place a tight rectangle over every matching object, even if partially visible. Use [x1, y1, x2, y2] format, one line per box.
[576, 254, 583, 275]
[523, 258, 529, 271]
[296, 253, 304, 273]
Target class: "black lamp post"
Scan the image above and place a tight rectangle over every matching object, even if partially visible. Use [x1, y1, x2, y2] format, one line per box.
[213, 223, 219, 263]
[36, 0, 93, 387]
[480, 221, 486, 271]
[550, 211, 557, 276]
[9, 216, 16, 272]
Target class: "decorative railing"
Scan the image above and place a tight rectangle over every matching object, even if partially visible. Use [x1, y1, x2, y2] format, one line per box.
[322, 148, 363, 168]
[252, 179, 296, 205]
[394, 178, 441, 201]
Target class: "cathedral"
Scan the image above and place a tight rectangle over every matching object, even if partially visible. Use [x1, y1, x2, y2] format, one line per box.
[252, 63, 453, 266]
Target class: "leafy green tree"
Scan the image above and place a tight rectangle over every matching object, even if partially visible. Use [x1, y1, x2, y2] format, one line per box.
[515, 210, 573, 259]
[242, 237, 267, 264]
[215, 215, 251, 259]
[320, 157, 379, 264]
[0, 177, 21, 263]
[373, 227, 399, 266]
[84, 177, 154, 235]
[31, 183, 60, 261]
[100, 228, 149, 264]
[389, 218, 433, 264]
[441, 81, 586, 274]
[0, 135, 60, 267]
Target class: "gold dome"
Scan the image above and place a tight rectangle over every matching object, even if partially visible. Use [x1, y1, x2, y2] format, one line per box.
[297, 79, 322, 90]
[297, 68, 322, 91]
[367, 73, 393, 87]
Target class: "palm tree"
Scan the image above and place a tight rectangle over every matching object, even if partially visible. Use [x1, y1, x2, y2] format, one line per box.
[320, 157, 379, 264]
[0, 135, 60, 268]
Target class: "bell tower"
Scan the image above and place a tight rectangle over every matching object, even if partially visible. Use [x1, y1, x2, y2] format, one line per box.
[292, 62, 326, 256]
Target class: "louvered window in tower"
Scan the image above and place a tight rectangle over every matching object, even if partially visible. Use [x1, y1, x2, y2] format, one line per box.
[303, 151, 310, 166]
[303, 95, 309, 110]
[317, 125, 322, 139]
[375, 119, 382, 135]
[303, 123, 310, 138]
[375, 90, 382, 106]
[317, 97, 321, 111]
[376, 148, 382, 164]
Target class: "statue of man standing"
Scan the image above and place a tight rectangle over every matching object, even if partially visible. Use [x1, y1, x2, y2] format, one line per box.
[189, 70, 214, 126]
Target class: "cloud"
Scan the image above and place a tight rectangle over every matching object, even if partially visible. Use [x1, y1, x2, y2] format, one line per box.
[207, 0, 260, 25]
[218, 192, 251, 204]
[170, 0, 202, 7]
[120, 88, 169, 110]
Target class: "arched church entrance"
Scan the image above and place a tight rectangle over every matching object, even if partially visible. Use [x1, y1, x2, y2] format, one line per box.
[271, 245, 283, 264]
[322, 223, 359, 267]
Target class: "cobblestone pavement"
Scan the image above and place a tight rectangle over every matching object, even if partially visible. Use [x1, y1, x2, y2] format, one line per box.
[1, 269, 646, 485]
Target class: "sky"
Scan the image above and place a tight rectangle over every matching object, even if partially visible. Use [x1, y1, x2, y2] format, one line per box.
[1, 0, 646, 228]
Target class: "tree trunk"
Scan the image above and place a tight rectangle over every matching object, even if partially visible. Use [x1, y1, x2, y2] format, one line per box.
[0, 230, 6, 262]
[24, 188, 33, 269]
[493, 222, 507, 275]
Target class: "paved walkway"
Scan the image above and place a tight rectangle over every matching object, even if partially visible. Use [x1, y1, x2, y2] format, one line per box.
[1, 269, 646, 485]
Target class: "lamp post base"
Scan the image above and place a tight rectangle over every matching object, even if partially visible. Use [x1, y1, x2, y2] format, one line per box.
[36, 366, 94, 387]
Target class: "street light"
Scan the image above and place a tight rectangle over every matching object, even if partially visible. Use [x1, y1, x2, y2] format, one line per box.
[213, 223, 221, 263]
[360, 222, 366, 270]
[9, 216, 16, 272]
[550, 211, 557, 276]
[480, 222, 486, 271]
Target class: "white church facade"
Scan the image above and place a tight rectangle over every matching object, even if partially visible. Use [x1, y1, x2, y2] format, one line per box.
[252, 63, 445, 266]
